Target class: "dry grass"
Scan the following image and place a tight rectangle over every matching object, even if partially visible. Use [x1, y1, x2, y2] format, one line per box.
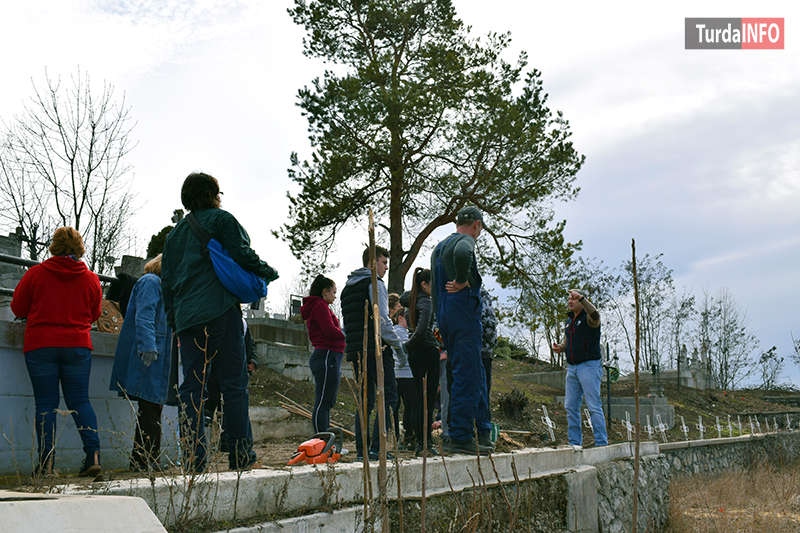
[667, 463, 800, 532]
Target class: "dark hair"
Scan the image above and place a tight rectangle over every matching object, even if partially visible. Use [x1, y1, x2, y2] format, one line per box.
[309, 274, 336, 298]
[408, 267, 431, 331]
[181, 172, 221, 211]
[49, 226, 85, 258]
[362, 245, 390, 268]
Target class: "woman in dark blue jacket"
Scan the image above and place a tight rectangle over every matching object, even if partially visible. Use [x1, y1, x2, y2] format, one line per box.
[110, 254, 177, 470]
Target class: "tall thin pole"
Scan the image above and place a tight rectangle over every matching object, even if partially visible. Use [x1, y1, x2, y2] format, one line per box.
[631, 239, 641, 533]
[606, 342, 611, 430]
[369, 209, 389, 531]
[421, 375, 428, 533]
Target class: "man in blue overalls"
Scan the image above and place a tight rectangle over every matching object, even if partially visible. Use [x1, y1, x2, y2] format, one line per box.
[431, 207, 493, 455]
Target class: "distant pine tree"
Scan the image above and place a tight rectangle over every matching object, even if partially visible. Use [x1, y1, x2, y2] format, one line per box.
[147, 225, 173, 257]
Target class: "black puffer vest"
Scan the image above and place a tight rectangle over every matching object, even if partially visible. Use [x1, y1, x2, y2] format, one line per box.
[340, 277, 377, 362]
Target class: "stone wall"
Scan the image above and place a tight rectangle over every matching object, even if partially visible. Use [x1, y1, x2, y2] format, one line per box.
[661, 432, 800, 478]
[595, 455, 671, 533]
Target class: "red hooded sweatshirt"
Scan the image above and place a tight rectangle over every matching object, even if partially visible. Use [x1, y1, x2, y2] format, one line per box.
[11, 256, 102, 353]
[300, 295, 345, 352]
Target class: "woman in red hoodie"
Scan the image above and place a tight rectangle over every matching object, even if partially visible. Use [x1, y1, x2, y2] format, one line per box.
[300, 274, 345, 433]
[11, 227, 103, 477]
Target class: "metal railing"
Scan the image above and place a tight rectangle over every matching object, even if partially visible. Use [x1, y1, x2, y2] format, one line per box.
[0, 253, 118, 297]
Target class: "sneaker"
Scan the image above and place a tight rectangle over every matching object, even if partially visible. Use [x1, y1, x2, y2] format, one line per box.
[79, 451, 102, 477]
[444, 438, 492, 456]
[367, 451, 395, 461]
[236, 460, 266, 471]
[478, 432, 496, 452]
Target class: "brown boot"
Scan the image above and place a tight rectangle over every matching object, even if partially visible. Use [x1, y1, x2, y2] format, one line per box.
[33, 453, 55, 478]
[79, 451, 101, 477]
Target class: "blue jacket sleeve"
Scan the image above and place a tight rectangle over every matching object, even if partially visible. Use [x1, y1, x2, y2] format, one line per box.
[134, 275, 161, 355]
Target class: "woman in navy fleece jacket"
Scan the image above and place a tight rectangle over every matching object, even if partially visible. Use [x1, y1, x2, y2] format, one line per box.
[300, 274, 346, 433]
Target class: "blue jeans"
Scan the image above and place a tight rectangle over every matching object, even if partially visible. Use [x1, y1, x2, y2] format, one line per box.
[25, 347, 100, 462]
[178, 305, 255, 470]
[352, 346, 398, 456]
[565, 358, 608, 446]
[309, 349, 343, 434]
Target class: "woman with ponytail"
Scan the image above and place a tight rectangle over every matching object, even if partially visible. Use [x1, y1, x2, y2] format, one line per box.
[300, 275, 346, 434]
[402, 267, 440, 456]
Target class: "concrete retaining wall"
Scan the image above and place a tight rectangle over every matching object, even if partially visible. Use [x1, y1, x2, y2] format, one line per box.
[31, 432, 800, 532]
[0, 320, 178, 475]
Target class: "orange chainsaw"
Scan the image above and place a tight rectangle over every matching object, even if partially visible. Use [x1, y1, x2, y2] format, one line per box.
[287, 429, 342, 466]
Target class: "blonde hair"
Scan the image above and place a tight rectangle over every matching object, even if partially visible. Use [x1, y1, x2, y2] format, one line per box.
[144, 254, 162, 276]
[48, 227, 85, 258]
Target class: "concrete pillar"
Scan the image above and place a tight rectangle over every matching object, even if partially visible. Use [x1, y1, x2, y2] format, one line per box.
[565, 465, 599, 533]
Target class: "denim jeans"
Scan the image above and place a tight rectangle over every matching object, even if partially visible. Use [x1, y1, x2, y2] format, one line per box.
[24, 347, 100, 462]
[352, 346, 398, 456]
[178, 305, 255, 470]
[309, 349, 343, 434]
[565, 358, 608, 446]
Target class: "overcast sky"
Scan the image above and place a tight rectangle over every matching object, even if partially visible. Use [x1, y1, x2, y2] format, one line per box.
[1, 1, 798, 383]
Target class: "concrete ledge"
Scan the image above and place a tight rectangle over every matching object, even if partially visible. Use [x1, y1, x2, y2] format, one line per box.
[59, 442, 653, 527]
[250, 406, 314, 440]
[660, 434, 754, 451]
[0, 490, 166, 533]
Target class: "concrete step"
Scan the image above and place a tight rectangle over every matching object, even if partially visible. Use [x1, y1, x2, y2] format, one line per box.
[0, 490, 166, 533]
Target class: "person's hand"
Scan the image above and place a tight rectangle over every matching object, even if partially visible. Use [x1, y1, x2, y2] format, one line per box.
[568, 290, 583, 302]
[264, 266, 279, 284]
[396, 345, 408, 368]
[445, 280, 470, 293]
[552, 343, 561, 354]
[247, 361, 256, 374]
[140, 351, 158, 367]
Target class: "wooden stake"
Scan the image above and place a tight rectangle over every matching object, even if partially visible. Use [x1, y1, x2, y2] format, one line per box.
[631, 239, 641, 533]
[361, 303, 372, 501]
[421, 375, 428, 533]
[369, 208, 389, 532]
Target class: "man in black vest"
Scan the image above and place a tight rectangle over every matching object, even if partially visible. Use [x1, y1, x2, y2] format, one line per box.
[552, 289, 608, 447]
[340, 246, 406, 460]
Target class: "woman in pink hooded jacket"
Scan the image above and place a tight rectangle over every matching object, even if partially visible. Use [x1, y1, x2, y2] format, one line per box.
[300, 274, 345, 433]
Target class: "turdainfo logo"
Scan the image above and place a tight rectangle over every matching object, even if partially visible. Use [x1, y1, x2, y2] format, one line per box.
[685, 18, 784, 49]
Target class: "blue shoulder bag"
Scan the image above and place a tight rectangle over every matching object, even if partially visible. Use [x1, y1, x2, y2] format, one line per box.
[185, 212, 269, 304]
